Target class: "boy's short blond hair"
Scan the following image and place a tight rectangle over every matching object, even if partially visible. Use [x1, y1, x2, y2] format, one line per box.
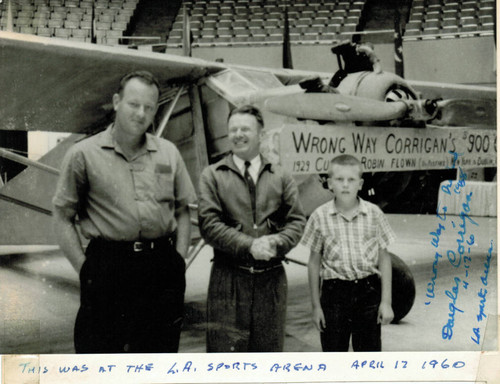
[329, 155, 363, 177]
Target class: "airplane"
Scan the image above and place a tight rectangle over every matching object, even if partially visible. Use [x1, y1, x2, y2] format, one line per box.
[0, 28, 496, 328]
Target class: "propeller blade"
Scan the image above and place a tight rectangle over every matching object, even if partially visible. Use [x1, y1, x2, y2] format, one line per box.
[264, 93, 407, 122]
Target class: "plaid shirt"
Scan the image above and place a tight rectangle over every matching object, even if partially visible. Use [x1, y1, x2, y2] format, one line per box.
[301, 198, 396, 281]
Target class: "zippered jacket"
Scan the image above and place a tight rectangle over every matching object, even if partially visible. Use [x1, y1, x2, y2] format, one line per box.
[198, 154, 306, 268]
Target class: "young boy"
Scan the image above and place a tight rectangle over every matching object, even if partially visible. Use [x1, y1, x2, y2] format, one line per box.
[300, 154, 396, 352]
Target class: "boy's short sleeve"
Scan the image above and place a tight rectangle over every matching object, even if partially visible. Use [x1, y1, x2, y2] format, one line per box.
[376, 209, 396, 250]
[300, 212, 324, 254]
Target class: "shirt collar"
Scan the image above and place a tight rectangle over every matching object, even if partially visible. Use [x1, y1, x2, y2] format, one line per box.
[232, 153, 261, 173]
[100, 124, 158, 152]
[328, 197, 369, 216]
[217, 153, 273, 175]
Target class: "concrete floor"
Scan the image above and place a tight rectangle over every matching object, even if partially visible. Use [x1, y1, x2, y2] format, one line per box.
[0, 214, 497, 354]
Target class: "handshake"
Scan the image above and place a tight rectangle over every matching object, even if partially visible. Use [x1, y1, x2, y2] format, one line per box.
[249, 235, 284, 261]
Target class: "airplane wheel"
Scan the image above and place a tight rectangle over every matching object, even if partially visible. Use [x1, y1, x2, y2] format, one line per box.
[391, 252, 415, 323]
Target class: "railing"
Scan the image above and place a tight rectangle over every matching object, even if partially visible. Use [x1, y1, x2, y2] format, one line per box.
[167, 29, 396, 48]
[403, 30, 494, 41]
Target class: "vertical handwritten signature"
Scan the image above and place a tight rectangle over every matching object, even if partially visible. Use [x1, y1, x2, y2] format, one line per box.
[426, 150, 493, 344]
[426, 151, 481, 341]
[439, 152, 479, 340]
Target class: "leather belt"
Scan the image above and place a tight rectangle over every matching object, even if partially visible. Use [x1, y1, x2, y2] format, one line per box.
[215, 261, 283, 274]
[324, 273, 380, 286]
[236, 264, 283, 274]
[92, 235, 175, 253]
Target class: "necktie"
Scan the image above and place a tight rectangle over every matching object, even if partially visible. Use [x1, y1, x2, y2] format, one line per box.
[244, 161, 256, 225]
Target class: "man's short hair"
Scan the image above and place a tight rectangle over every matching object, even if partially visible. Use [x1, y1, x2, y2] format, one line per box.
[117, 70, 161, 97]
[228, 105, 264, 128]
[329, 154, 363, 177]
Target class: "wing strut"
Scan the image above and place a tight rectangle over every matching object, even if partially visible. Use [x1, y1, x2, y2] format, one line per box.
[155, 85, 185, 138]
[0, 148, 60, 175]
[0, 148, 57, 215]
[0, 193, 52, 215]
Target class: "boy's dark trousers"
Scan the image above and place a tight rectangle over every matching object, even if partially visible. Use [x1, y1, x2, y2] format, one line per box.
[320, 274, 381, 352]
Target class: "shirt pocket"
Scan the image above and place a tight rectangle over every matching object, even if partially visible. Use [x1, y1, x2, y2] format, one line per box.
[321, 228, 341, 261]
[154, 171, 174, 202]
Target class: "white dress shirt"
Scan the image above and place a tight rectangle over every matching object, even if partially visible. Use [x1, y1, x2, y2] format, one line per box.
[233, 154, 261, 184]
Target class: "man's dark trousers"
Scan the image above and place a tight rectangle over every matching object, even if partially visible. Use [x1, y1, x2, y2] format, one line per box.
[206, 262, 287, 352]
[75, 238, 185, 353]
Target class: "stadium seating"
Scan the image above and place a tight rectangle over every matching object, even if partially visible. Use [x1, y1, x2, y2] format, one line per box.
[0, 0, 138, 44]
[2, 0, 492, 47]
[404, 0, 495, 40]
[167, 0, 367, 48]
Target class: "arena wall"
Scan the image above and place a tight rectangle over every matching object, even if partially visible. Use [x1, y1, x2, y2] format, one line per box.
[167, 36, 495, 85]
[403, 36, 496, 84]
[168, 43, 395, 74]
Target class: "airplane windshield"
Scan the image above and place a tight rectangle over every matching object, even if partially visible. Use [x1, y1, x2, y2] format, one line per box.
[206, 69, 283, 104]
[237, 69, 283, 89]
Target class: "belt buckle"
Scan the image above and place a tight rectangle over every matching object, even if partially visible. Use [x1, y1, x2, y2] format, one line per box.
[133, 242, 143, 252]
[249, 266, 254, 274]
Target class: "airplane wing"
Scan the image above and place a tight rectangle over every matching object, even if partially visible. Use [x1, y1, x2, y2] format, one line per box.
[0, 31, 226, 133]
[2, 31, 495, 134]
[407, 79, 496, 101]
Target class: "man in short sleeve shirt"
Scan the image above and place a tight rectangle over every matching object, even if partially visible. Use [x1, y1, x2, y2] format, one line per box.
[53, 71, 196, 353]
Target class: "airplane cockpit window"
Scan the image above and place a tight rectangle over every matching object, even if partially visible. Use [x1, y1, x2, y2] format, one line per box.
[208, 69, 259, 97]
[237, 69, 284, 90]
[206, 69, 283, 105]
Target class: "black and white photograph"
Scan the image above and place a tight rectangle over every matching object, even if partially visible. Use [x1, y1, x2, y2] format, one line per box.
[0, 0, 497, 381]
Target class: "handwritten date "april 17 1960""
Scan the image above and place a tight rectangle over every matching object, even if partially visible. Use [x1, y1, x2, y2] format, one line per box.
[17, 358, 466, 378]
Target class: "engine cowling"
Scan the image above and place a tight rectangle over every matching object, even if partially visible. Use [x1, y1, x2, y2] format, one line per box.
[336, 71, 418, 101]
